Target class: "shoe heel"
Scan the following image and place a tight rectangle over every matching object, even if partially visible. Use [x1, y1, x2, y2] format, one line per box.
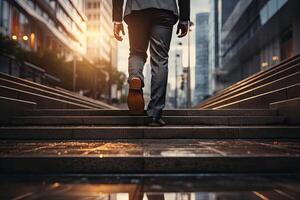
[127, 90, 144, 114]
[127, 77, 144, 115]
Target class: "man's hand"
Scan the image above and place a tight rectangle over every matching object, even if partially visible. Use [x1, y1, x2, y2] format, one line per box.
[176, 21, 189, 38]
[114, 22, 125, 41]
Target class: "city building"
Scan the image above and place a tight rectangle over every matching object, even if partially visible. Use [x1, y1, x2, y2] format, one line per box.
[0, 0, 87, 58]
[205, 0, 240, 94]
[219, 0, 240, 26]
[196, 193, 215, 200]
[194, 12, 210, 105]
[0, 0, 88, 86]
[218, 0, 300, 87]
[208, 0, 219, 93]
[168, 49, 185, 108]
[165, 82, 174, 109]
[85, 0, 118, 68]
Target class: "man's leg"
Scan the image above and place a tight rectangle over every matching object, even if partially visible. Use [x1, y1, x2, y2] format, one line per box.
[126, 12, 151, 114]
[147, 12, 175, 120]
[126, 13, 151, 86]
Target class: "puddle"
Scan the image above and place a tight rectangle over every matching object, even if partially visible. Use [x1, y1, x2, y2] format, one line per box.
[0, 174, 299, 199]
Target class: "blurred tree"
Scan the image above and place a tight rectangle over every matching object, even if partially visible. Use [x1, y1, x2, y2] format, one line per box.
[102, 65, 126, 93]
[95, 59, 127, 100]
[0, 34, 21, 55]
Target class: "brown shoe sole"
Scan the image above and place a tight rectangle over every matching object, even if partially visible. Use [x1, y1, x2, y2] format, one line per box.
[127, 78, 145, 115]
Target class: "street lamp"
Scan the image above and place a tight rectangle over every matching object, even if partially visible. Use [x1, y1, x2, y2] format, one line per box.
[107, 35, 115, 104]
[22, 35, 28, 41]
[187, 21, 194, 108]
[174, 42, 182, 108]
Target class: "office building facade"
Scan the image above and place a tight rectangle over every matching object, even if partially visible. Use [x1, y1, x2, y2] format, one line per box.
[218, 0, 300, 87]
[208, 0, 240, 92]
[208, 0, 218, 93]
[0, 0, 87, 57]
[85, 0, 117, 68]
[194, 13, 210, 105]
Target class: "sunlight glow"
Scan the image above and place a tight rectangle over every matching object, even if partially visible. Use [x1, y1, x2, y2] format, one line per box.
[117, 193, 129, 200]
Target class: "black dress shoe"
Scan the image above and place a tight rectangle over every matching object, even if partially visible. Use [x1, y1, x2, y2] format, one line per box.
[148, 118, 166, 127]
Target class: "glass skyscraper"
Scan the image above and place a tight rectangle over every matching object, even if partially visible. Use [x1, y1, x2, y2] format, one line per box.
[194, 13, 210, 105]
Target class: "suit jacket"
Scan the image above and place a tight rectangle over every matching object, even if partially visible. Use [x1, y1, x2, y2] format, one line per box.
[112, 0, 190, 22]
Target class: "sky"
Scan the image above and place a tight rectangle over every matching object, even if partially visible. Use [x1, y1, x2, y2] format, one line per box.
[116, 0, 210, 89]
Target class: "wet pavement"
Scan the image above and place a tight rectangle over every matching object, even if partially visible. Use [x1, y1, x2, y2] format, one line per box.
[0, 174, 300, 199]
[1, 139, 300, 157]
[1, 139, 300, 174]
[1, 139, 300, 198]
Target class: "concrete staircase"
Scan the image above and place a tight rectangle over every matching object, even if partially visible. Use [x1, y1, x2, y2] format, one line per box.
[0, 108, 300, 174]
[0, 72, 115, 110]
[0, 56, 300, 176]
[1, 109, 299, 140]
[196, 53, 300, 109]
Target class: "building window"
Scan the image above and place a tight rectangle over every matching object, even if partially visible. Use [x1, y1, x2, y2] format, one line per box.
[280, 28, 293, 60]
[19, 13, 30, 37]
[49, 0, 55, 9]
[0, 0, 2, 27]
[27, 0, 34, 9]
[1, 0, 10, 32]
[36, 5, 43, 16]
[87, 2, 91, 9]
[260, 0, 288, 25]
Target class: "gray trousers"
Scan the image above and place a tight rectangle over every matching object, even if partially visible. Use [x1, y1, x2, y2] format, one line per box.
[125, 9, 177, 119]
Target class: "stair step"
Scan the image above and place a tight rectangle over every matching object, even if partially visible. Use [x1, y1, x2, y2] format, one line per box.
[0, 85, 91, 109]
[270, 97, 300, 125]
[0, 126, 299, 140]
[0, 96, 36, 117]
[0, 72, 114, 109]
[0, 77, 106, 109]
[6, 116, 285, 126]
[197, 54, 300, 108]
[1, 140, 299, 173]
[216, 83, 300, 109]
[203, 70, 300, 109]
[23, 109, 278, 116]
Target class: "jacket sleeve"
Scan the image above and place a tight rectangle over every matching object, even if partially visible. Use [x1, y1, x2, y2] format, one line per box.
[112, 0, 124, 22]
[178, 0, 190, 21]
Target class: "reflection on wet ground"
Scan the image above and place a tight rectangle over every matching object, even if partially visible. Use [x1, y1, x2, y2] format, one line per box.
[1, 139, 300, 157]
[0, 174, 300, 199]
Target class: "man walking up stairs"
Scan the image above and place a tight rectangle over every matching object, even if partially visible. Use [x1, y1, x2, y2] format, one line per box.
[1, 48, 300, 199]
